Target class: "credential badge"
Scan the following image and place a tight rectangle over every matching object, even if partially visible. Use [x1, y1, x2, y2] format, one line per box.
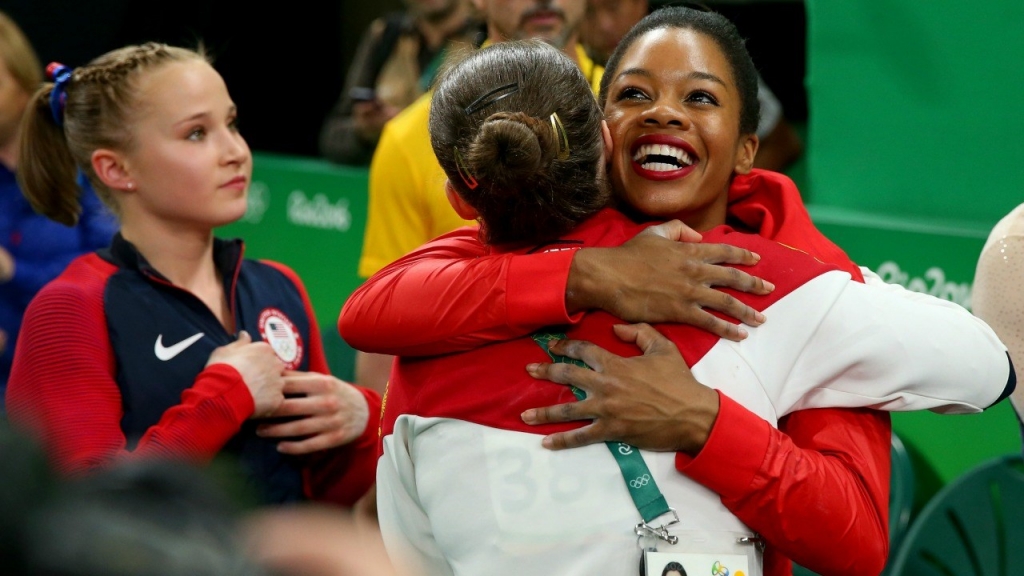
[257, 307, 304, 369]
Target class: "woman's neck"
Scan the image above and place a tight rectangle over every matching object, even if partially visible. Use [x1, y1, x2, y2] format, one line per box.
[687, 204, 730, 233]
[120, 217, 232, 330]
[612, 194, 730, 233]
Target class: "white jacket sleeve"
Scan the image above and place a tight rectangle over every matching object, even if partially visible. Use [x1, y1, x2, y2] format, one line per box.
[747, 270, 1013, 417]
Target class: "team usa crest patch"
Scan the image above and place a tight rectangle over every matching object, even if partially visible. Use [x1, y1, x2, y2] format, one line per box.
[258, 307, 304, 369]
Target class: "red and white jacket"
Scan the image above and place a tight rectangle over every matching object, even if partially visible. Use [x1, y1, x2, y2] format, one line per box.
[358, 201, 1012, 576]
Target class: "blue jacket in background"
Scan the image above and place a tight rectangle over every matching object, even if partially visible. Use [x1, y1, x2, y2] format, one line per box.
[0, 165, 117, 397]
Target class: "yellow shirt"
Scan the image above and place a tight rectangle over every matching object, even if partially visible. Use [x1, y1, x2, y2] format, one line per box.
[358, 44, 603, 277]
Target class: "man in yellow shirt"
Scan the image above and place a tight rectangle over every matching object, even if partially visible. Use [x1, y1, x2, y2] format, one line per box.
[356, 0, 602, 392]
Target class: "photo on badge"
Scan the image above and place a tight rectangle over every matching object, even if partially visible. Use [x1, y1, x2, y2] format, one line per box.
[643, 551, 749, 576]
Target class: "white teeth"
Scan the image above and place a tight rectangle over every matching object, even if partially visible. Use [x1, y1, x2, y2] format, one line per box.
[631, 143, 694, 169]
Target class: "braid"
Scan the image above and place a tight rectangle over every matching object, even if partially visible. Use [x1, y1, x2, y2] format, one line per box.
[19, 42, 208, 224]
[75, 43, 180, 85]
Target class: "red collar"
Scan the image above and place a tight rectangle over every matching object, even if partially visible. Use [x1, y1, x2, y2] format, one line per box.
[729, 169, 863, 281]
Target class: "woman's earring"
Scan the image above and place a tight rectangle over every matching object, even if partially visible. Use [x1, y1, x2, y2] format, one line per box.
[126, 182, 135, 190]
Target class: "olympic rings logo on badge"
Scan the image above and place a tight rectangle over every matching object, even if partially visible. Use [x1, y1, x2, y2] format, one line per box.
[630, 474, 651, 489]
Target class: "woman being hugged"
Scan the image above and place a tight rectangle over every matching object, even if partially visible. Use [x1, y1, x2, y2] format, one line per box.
[8, 43, 379, 506]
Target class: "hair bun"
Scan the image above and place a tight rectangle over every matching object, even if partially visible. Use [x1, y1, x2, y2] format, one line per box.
[467, 112, 558, 191]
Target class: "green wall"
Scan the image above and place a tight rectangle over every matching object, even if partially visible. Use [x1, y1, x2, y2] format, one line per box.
[805, 0, 1024, 223]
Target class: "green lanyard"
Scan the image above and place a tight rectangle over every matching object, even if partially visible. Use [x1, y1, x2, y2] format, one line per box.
[531, 332, 675, 526]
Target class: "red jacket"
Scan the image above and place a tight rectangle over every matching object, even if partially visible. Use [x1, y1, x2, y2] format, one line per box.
[340, 170, 891, 575]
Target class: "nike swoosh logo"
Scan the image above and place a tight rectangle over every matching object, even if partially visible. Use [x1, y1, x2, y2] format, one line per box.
[154, 332, 205, 361]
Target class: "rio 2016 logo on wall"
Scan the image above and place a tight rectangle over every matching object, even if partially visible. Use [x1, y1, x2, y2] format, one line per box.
[287, 190, 352, 231]
[874, 261, 972, 310]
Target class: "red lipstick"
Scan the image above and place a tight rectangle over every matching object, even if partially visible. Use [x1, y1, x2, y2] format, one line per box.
[629, 134, 698, 181]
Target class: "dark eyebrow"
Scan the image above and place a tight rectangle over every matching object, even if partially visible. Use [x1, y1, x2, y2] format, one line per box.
[613, 68, 727, 88]
[613, 68, 651, 83]
[689, 71, 727, 87]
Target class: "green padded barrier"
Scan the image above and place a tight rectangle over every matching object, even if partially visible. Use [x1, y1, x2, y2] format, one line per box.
[887, 454, 1024, 576]
[805, 0, 1024, 222]
[217, 153, 368, 379]
[889, 433, 916, 556]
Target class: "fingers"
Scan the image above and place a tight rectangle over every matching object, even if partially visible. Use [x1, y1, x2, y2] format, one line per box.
[264, 395, 331, 418]
[521, 399, 589, 426]
[257, 414, 326, 439]
[526, 351, 606, 390]
[611, 323, 677, 356]
[694, 242, 762, 267]
[517, 403, 607, 449]
[236, 330, 252, 344]
[265, 376, 353, 419]
[526, 336, 639, 391]
[261, 405, 363, 453]
[642, 219, 702, 243]
[690, 246, 774, 298]
[699, 257, 774, 296]
[612, 324, 696, 380]
[541, 423, 603, 450]
[274, 433, 339, 455]
[544, 338, 614, 372]
[259, 375, 368, 451]
[697, 313, 750, 342]
[281, 372, 335, 396]
[257, 409, 345, 454]
[691, 287, 766, 332]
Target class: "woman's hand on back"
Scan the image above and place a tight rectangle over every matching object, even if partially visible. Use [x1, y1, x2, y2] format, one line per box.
[521, 323, 719, 454]
[568, 220, 773, 341]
